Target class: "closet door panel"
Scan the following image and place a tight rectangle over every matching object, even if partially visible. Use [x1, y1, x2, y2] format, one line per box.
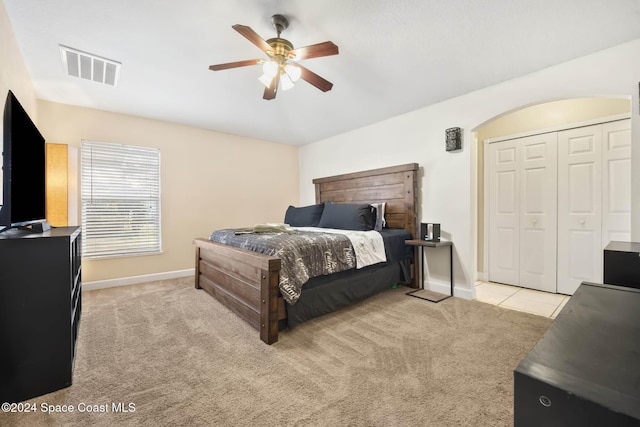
[567, 230, 597, 280]
[558, 125, 602, 295]
[486, 118, 630, 297]
[489, 140, 520, 286]
[519, 133, 557, 292]
[602, 120, 631, 244]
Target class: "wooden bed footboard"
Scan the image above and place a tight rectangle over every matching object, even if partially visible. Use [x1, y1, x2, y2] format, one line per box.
[194, 238, 282, 344]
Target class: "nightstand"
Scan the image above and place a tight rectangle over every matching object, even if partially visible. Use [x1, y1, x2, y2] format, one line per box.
[405, 239, 453, 303]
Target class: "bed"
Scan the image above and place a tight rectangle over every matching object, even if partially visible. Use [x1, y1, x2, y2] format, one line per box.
[193, 163, 419, 344]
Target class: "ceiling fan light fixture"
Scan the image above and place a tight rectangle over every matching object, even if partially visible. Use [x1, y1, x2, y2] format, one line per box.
[284, 63, 301, 82]
[258, 73, 274, 88]
[280, 73, 295, 91]
[262, 60, 279, 78]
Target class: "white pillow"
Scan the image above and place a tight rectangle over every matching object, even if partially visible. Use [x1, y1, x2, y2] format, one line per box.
[371, 202, 386, 231]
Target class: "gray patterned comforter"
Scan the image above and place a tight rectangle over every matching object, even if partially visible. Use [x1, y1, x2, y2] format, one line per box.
[209, 229, 357, 304]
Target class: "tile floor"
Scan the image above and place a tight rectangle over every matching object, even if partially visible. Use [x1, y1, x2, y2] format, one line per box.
[475, 281, 570, 318]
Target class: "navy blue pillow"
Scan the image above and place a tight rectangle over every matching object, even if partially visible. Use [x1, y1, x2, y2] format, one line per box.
[284, 203, 325, 227]
[317, 203, 375, 231]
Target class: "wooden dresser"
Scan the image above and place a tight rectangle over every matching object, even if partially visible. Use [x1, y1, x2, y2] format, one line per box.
[0, 227, 82, 403]
[514, 282, 640, 426]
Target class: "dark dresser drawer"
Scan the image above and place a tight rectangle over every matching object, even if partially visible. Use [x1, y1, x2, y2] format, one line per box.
[604, 241, 640, 289]
[514, 282, 640, 427]
[514, 371, 637, 427]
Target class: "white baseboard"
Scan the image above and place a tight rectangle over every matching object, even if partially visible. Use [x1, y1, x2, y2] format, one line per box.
[84, 268, 476, 298]
[83, 268, 195, 291]
[424, 279, 474, 300]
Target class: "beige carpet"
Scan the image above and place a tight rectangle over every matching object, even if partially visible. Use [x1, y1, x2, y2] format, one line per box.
[2, 278, 551, 427]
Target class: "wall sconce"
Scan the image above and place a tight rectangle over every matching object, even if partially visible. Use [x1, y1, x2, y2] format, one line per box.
[445, 127, 462, 152]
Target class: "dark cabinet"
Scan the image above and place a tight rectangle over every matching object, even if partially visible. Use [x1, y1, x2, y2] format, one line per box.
[514, 282, 640, 426]
[0, 227, 81, 403]
[604, 241, 640, 289]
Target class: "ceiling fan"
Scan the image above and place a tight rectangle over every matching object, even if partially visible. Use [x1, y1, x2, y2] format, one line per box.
[209, 14, 339, 100]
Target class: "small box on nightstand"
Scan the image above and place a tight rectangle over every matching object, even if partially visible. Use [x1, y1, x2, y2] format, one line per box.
[420, 223, 440, 242]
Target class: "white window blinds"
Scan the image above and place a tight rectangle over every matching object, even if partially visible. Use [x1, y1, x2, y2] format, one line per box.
[81, 141, 161, 258]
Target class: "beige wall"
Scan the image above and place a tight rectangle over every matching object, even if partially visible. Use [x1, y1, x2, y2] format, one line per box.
[0, 0, 38, 199]
[476, 98, 631, 143]
[3, 0, 299, 284]
[0, 1, 36, 117]
[475, 97, 631, 275]
[37, 100, 299, 282]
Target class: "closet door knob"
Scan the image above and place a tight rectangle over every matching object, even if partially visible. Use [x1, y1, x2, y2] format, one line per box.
[579, 219, 585, 225]
[532, 219, 537, 224]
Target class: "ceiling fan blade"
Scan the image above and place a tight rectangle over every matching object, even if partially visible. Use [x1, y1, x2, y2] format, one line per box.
[298, 64, 333, 92]
[209, 58, 262, 71]
[232, 24, 273, 54]
[263, 75, 279, 100]
[290, 41, 338, 60]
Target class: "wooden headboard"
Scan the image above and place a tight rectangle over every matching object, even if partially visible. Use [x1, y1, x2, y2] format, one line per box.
[313, 163, 419, 238]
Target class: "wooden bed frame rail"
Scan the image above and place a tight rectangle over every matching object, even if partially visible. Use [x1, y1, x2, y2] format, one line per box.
[194, 239, 282, 344]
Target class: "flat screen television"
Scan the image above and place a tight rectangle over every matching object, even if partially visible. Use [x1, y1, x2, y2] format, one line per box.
[0, 90, 47, 232]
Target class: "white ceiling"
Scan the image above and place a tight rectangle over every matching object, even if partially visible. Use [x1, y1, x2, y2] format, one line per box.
[4, 0, 640, 146]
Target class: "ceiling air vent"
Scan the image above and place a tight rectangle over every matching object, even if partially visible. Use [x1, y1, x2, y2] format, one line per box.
[59, 45, 121, 86]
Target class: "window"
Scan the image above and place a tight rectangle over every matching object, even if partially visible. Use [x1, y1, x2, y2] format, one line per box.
[81, 141, 161, 258]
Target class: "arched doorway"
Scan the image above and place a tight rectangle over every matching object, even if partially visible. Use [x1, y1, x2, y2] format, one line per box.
[473, 98, 631, 310]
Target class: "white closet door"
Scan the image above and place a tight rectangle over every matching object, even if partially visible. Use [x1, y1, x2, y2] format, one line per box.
[489, 139, 520, 286]
[602, 119, 631, 245]
[557, 124, 602, 295]
[519, 133, 558, 292]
